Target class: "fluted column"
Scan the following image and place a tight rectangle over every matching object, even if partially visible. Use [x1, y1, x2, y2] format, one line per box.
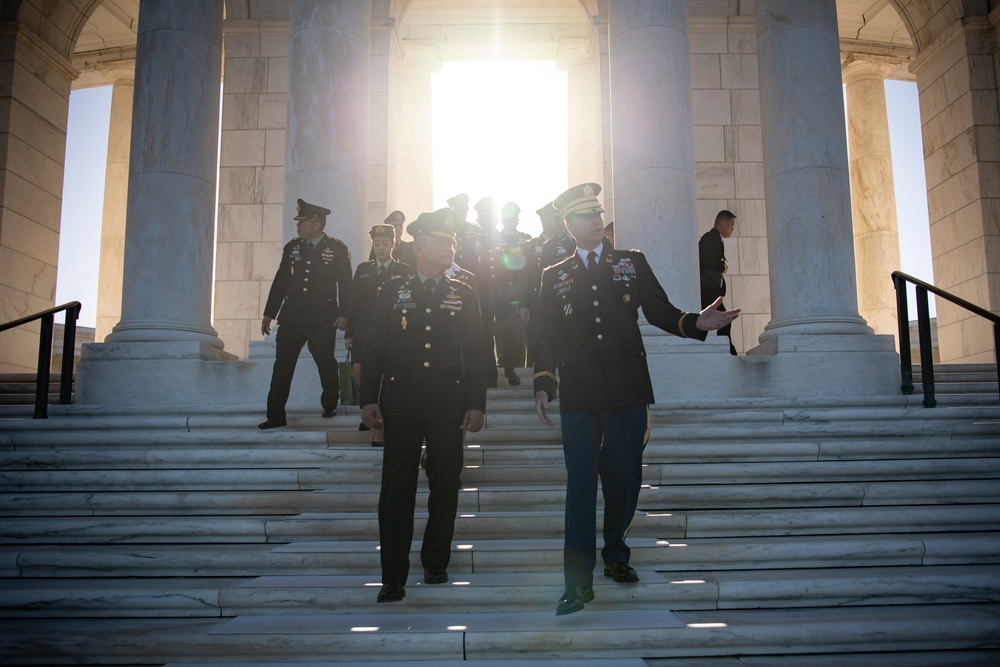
[755, 0, 872, 340]
[285, 0, 370, 256]
[843, 55, 902, 341]
[609, 0, 699, 309]
[94, 65, 134, 342]
[104, 0, 225, 349]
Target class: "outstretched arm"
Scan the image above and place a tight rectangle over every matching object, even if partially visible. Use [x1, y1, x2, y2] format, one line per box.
[696, 296, 740, 331]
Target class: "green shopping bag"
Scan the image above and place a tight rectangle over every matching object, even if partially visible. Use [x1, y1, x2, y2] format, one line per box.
[339, 351, 358, 406]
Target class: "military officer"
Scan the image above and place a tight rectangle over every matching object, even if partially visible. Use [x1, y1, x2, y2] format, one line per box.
[532, 183, 739, 615]
[360, 207, 487, 604]
[259, 199, 353, 429]
[699, 210, 738, 355]
[449, 193, 498, 388]
[493, 201, 531, 385]
[347, 223, 412, 444]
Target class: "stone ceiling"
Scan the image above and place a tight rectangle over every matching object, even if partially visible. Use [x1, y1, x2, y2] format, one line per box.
[73, 1, 914, 82]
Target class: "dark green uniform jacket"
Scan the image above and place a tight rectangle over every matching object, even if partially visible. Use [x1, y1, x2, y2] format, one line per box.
[264, 234, 352, 327]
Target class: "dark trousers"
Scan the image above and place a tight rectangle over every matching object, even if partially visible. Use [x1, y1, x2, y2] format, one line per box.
[560, 405, 649, 588]
[494, 317, 525, 371]
[265, 324, 339, 420]
[378, 415, 465, 585]
[483, 312, 498, 385]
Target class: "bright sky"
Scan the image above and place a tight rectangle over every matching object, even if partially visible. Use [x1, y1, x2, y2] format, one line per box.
[55, 63, 935, 328]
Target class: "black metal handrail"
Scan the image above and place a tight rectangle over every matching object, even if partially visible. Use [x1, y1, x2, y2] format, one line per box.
[892, 271, 999, 407]
[0, 301, 82, 418]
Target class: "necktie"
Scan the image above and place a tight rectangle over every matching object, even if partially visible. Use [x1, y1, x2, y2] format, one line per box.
[377, 264, 385, 279]
[424, 278, 436, 298]
[587, 250, 598, 271]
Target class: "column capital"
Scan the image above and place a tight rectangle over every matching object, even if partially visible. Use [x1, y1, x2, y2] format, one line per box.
[841, 53, 899, 85]
[400, 40, 442, 71]
[94, 60, 137, 86]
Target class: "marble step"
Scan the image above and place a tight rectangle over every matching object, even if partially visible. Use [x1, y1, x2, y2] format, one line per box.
[5, 564, 1000, 618]
[3, 411, 996, 451]
[4, 435, 998, 471]
[6, 531, 996, 579]
[6, 456, 1000, 491]
[157, 653, 1000, 667]
[3, 498, 999, 548]
[1, 603, 997, 663]
[3, 477, 999, 517]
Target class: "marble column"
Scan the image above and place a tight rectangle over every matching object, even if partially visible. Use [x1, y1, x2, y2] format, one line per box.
[285, 0, 370, 257]
[103, 0, 225, 350]
[396, 44, 438, 220]
[94, 65, 134, 343]
[754, 0, 873, 341]
[608, 0, 699, 310]
[559, 40, 602, 187]
[842, 55, 902, 342]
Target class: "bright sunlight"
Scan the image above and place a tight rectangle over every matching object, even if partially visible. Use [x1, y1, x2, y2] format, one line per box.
[432, 60, 568, 238]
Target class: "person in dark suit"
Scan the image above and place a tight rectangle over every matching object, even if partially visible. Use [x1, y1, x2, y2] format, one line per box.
[360, 207, 487, 604]
[493, 202, 531, 385]
[533, 183, 739, 615]
[699, 210, 738, 355]
[346, 223, 412, 444]
[259, 199, 353, 429]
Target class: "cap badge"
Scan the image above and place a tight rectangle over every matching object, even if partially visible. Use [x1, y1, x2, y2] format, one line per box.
[583, 184, 594, 197]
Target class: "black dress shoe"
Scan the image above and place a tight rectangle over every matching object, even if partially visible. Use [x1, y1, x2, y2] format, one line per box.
[376, 583, 405, 603]
[423, 568, 448, 584]
[370, 438, 384, 447]
[604, 562, 639, 583]
[555, 585, 594, 615]
[359, 422, 370, 431]
[505, 369, 521, 386]
[257, 419, 287, 430]
[321, 408, 336, 418]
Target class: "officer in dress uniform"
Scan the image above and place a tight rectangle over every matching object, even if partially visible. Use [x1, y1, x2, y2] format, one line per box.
[493, 202, 531, 385]
[699, 210, 738, 355]
[521, 201, 574, 366]
[259, 199, 353, 429]
[532, 183, 739, 615]
[360, 207, 487, 604]
[368, 210, 415, 267]
[347, 223, 412, 444]
[449, 193, 499, 387]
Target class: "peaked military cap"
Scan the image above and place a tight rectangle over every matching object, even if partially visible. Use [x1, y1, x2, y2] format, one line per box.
[447, 193, 470, 209]
[293, 198, 332, 220]
[474, 197, 496, 216]
[500, 201, 521, 218]
[369, 224, 395, 240]
[554, 183, 603, 218]
[536, 201, 560, 218]
[408, 207, 457, 240]
[384, 210, 405, 224]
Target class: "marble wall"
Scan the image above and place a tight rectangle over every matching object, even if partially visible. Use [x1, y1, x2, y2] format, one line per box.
[690, 15, 768, 355]
[0, 27, 75, 372]
[213, 21, 290, 359]
[910, 13, 1000, 363]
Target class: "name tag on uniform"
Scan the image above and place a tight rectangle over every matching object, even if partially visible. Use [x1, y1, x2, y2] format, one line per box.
[554, 277, 573, 295]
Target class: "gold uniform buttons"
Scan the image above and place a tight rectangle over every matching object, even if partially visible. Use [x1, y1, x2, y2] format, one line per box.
[426, 308, 432, 314]
[595, 317, 601, 323]
[593, 301, 599, 306]
[597, 334, 604, 340]
[423, 361, 430, 368]
[592, 285, 598, 291]
[425, 325, 432, 331]
[425, 343, 431, 349]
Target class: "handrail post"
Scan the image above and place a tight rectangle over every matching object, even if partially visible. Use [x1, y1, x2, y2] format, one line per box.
[34, 314, 54, 419]
[893, 273, 913, 394]
[915, 286, 936, 408]
[994, 323, 1000, 406]
[59, 304, 80, 405]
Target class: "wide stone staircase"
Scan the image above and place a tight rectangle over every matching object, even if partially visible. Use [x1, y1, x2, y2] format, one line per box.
[1, 365, 999, 666]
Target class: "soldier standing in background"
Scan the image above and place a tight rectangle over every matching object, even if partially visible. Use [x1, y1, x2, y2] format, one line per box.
[493, 201, 531, 385]
[259, 199, 352, 430]
[346, 223, 412, 445]
[521, 201, 573, 366]
[450, 193, 498, 388]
